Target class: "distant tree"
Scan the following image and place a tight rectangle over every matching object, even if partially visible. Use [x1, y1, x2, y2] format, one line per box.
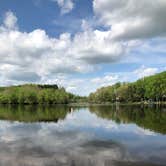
[89, 71, 166, 103]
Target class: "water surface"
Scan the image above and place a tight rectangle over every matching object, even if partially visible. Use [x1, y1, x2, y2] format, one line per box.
[0, 105, 166, 166]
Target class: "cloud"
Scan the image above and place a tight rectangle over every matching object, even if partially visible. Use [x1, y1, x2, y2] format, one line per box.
[0, 11, 126, 87]
[3, 11, 18, 30]
[7, 71, 41, 82]
[134, 66, 158, 78]
[0, 4, 165, 95]
[91, 75, 119, 87]
[64, 66, 163, 96]
[52, 0, 74, 14]
[93, 0, 166, 40]
[43, 73, 120, 96]
[72, 29, 126, 64]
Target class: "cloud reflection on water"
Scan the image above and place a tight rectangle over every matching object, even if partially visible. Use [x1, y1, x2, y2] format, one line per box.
[0, 107, 165, 166]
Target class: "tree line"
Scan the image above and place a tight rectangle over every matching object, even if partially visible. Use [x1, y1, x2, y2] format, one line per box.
[89, 71, 166, 103]
[0, 71, 165, 104]
[0, 84, 82, 104]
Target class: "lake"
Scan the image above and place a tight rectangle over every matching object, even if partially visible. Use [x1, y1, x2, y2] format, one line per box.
[0, 105, 166, 166]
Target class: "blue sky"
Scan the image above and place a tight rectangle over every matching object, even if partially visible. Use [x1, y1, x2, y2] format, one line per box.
[0, 0, 166, 95]
[0, 0, 93, 36]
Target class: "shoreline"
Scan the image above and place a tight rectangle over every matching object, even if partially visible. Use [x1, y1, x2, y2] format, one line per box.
[68, 102, 166, 107]
[1, 102, 165, 107]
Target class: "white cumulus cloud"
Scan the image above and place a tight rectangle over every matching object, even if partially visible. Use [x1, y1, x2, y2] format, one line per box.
[0, 0, 166, 95]
[3, 11, 18, 30]
[0, 11, 126, 89]
[93, 0, 166, 40]
[134, 66, 158, 79]
[52, 0, 74, 14]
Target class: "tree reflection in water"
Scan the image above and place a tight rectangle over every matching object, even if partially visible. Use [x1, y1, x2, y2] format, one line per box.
[89, 105, 166, 134]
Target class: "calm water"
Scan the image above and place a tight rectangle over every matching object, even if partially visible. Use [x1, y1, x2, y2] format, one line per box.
[0, 105, 166, 166]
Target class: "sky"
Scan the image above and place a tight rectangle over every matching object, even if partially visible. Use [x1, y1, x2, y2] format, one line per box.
[0, 0, 166, 96]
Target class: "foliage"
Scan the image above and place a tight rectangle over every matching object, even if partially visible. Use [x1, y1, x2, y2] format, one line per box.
[0, 84, 81, 104]
[89, 71, 166, 103]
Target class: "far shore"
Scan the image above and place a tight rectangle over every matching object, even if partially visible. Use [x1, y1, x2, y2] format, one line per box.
[68, 102, 166, 107]
[0, 101, 166, 107]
